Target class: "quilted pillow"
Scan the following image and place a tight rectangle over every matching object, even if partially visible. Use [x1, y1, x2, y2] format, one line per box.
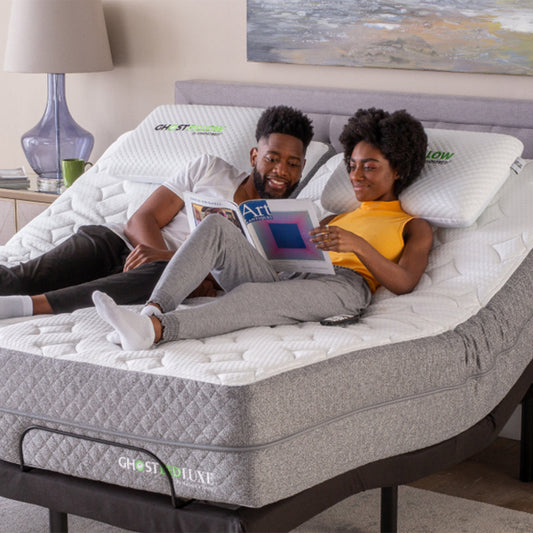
[98, 104, 331, 184]
[320, 129, 524, 227]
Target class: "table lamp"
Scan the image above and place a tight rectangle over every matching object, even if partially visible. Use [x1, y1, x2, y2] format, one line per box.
[4, 0, 113, 192]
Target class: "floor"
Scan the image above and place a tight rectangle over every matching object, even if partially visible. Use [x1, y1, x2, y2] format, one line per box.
[409, 437, 533, 513]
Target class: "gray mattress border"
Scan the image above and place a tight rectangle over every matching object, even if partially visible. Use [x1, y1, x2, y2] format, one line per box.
[1, 359, 532, 532]
[2, 313, 529, 455]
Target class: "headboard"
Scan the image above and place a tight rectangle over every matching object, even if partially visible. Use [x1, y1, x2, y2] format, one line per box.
[175, 80, 533, 158]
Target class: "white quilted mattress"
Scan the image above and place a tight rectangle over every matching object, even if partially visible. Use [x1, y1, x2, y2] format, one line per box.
[0, 158, 531, 507]
[0, 161, 531, 386]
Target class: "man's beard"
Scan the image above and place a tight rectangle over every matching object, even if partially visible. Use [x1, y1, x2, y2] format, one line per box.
[252, 167, 299, 199]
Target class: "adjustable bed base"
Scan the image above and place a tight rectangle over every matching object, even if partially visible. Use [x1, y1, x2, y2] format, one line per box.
[0, 81, 532, 532]
[1, 364, 532, 533]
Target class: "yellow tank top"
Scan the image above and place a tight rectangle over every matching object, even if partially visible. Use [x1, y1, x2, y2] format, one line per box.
[328, 201, 414, 293]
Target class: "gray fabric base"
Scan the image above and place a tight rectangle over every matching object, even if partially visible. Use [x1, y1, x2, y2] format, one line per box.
[174, 81, 533, 157]
[0, 251, 531, 508]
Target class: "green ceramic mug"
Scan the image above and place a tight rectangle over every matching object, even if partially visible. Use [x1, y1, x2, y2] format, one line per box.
[61, 158, 93, 187]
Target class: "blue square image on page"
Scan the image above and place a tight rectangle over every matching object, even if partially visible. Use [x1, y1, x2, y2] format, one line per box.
[268, 223, 306, 249]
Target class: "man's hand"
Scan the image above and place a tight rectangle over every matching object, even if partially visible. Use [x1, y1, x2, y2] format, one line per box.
[123, 245, 174, 271]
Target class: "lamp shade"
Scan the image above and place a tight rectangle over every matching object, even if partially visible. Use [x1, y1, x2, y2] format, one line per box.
[4, 0, 113, 73]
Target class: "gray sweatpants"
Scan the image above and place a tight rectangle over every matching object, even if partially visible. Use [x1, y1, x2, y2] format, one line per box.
[150, 214, 372, 340]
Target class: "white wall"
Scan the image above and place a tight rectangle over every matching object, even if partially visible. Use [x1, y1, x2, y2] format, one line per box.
[1, 0, 532, 169]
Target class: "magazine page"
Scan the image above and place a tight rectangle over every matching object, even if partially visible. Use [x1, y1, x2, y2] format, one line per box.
[183, 192, 254, 243]
[239, 198, 334, 274]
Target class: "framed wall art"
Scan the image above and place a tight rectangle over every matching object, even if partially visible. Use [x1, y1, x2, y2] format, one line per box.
[247, 0, 533, 76]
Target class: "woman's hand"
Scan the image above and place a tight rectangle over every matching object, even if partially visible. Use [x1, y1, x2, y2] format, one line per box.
[309, 218, 433, 295]
[309, 224, 361, 253]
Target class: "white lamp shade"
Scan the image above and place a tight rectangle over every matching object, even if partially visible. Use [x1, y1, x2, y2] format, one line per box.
[4, 0, 113, 73]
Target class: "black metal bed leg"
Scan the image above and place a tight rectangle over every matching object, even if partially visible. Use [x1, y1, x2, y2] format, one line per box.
[380, 485, 398, 533]
[49, 509, 68, 533]
[520, 384, 533, 482]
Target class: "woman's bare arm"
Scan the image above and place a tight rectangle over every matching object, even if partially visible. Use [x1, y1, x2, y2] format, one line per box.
[310, 217, 433, 294]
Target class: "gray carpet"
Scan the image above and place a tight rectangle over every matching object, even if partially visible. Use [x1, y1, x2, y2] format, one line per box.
[1, 486, 533, 532]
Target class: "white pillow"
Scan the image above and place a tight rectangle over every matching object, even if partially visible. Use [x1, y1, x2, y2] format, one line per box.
[99, 104, 330, 184]
[296, 152, 344, 219]
[99, 104, 263, 182]
[320, 129, 524, 227]
[313, 153, 351, 211]
[300, 141, 335, 184]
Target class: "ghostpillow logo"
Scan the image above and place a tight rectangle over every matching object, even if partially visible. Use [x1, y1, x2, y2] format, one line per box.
[426, 149, 455, 165]
[154, 122, 226, 135]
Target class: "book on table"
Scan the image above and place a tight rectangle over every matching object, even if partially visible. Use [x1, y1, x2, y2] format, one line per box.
[184, 193, 334, 274]
[0, 167, 29, 189]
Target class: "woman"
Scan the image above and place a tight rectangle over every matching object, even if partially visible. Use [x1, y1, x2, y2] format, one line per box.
[93, 108, 433, 350]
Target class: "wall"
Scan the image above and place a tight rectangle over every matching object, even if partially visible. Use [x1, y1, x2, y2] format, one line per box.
[1, 0, 532, 169]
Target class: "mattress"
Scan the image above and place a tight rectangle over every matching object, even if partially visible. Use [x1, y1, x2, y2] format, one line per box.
[0, 154, 531, 508]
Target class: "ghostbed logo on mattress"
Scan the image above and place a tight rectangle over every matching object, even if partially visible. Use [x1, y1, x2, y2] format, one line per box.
[154, 123, 226, 135]
[118, 456, 215, 486]
[426, 149, 455, 165]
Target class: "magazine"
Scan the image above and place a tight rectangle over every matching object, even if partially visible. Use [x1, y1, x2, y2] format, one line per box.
[0, 167, 29, 190]
[184, 192, 334, 274]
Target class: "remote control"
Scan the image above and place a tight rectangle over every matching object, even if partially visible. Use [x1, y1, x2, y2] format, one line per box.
[320, 314, 360, 326]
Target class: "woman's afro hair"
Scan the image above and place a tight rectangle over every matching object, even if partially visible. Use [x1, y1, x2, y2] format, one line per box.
[339, 108, 427, 195]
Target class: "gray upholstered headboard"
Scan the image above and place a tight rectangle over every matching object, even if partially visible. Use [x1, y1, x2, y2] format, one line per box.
[175, 80, 533, 158]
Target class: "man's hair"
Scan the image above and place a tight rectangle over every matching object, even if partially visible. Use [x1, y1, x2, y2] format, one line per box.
[339, 108, 427, 196]
[255, 105, 314, 149]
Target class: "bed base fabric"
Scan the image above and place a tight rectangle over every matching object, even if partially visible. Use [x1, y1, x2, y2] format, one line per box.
[1, 356, 532, 533]
[174, 81, 533, 157]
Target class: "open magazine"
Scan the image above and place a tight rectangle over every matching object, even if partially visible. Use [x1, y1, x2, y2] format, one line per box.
[184, 192, 334, 274]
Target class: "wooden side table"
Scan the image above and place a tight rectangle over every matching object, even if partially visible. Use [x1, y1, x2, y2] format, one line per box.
[0, 176, 60, 245]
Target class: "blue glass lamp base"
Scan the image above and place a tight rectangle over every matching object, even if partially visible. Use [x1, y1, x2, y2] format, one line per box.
[36, 176, 64, 194]
[22, 74, 94, 193]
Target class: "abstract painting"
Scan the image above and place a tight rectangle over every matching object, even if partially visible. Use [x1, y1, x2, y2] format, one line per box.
[247, 0, 533, 75]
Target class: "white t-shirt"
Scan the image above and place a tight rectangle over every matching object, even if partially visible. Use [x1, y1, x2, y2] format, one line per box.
[108, 154, 248, 251]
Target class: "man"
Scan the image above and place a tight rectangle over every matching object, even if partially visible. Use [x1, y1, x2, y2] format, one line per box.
[0, 106, 313, 318]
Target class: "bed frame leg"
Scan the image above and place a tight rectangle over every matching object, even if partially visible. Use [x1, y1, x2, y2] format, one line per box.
[520, 384, 533, 482]
[380, 485, 398, 533]
[49, 509, 68, 533]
